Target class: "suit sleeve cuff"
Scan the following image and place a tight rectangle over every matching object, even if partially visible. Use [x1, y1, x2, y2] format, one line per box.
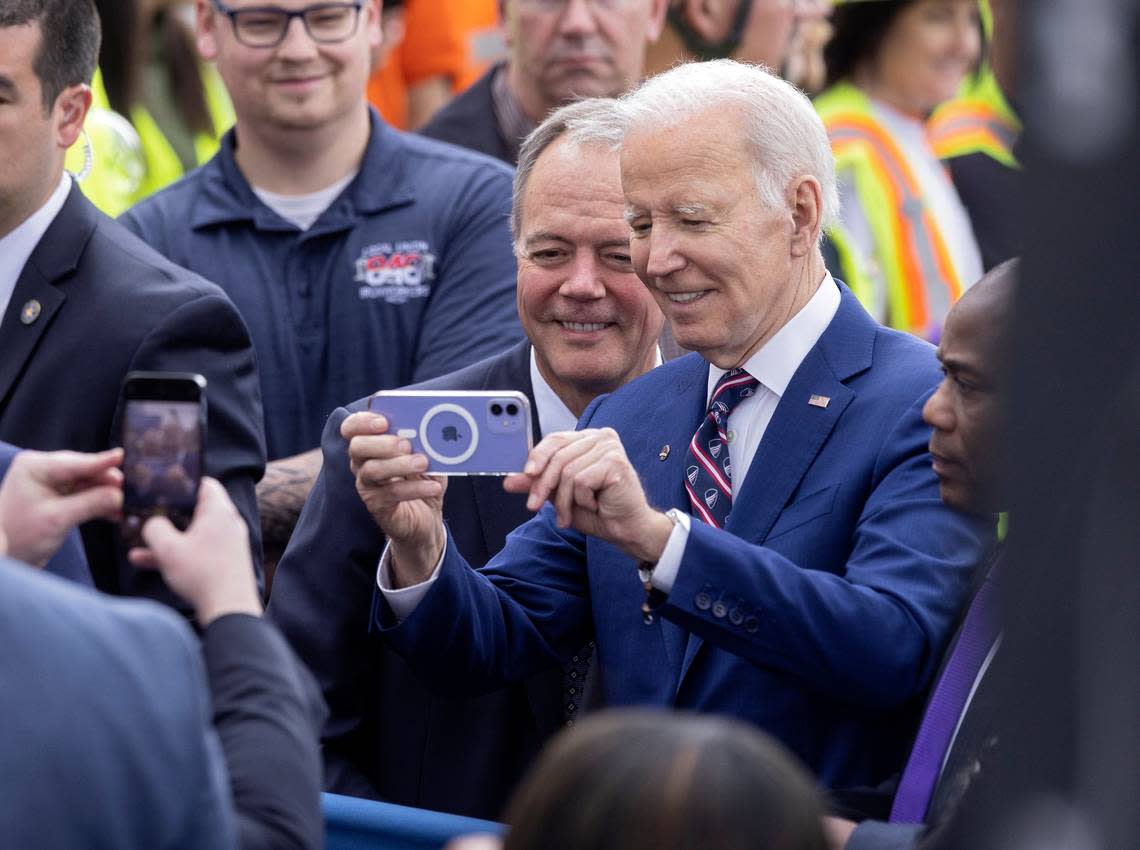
[376, 536, 445, 621]
[649, 510, 691, 595]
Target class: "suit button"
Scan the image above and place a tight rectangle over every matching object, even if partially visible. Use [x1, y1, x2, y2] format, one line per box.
[695, 592, 712, 611]
[744, 616, 760, 633]
[712, 601, 727, 618]
[729, 608, 743, 626]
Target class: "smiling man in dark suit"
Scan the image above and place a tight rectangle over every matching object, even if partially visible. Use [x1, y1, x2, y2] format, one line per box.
[267, 96, 663, 818]
[0, 0, 265, 602]
[350, 60, 991, 791]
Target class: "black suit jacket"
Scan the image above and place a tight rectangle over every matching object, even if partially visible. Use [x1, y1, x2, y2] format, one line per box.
[418, 64, 517, 166]
[268, 340, 562, 820]
[0, 184, 266, 600]
[0, 559, 325, 850]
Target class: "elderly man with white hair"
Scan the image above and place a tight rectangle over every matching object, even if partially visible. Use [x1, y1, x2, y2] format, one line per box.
[347, 60, 992, 788]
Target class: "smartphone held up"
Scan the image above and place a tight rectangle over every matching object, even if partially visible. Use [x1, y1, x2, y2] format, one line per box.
[119, 372, 206, 545]
[370, 390, 534, 475]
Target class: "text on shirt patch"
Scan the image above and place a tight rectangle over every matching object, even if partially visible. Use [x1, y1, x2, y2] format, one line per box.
[355, 240, 437, 303]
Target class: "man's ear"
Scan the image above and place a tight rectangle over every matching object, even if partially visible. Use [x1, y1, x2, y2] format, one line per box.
[197, 0, 220, 60]
[789, 175, 823, 257]
[677, 0, 732, 42]
[54, 84, 92, 149]
[364, 0, 383, 50]
[646, 0, 669, 42]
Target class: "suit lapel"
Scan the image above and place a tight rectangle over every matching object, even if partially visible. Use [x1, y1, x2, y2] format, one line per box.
[677, 285, 875, 686]
[0, 186, 95, 409]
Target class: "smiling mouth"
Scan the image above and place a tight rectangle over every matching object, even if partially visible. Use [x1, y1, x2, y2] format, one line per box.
[664, 291, 707, 304]
[559, 321, 611, 332]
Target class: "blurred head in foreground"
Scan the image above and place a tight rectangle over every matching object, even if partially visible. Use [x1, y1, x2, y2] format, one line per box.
[502, 710, 829, 850]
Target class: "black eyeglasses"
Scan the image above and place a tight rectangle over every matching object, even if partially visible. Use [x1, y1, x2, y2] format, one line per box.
[211, 0, 365, 48]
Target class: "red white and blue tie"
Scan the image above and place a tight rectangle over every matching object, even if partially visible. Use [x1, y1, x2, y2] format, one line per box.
[684, 368, 758, 528]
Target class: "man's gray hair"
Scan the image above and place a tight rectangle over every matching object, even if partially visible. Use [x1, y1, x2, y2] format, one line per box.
[511, 97, 625, 245]
[615, 59, 840, 230]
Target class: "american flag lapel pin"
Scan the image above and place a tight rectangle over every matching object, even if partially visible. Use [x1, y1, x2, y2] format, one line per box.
[808, 394, 831, 408]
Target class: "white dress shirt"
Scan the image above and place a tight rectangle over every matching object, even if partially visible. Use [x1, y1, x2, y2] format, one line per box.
[0, 173, 71, 321]
[650, 275, 840, 592]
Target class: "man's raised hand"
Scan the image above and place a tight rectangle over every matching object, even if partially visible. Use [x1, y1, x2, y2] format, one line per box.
[504, 428, 673, 564]
[341, 412, 447, 586]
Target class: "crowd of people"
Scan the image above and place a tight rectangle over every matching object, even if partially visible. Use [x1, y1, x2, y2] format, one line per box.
[0, 0, 1104, 849]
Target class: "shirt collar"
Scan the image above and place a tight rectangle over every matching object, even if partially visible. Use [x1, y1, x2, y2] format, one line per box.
[490, 62, 536, 163]
[0, 173, 71, 319]
[192, 108, 414, 230]
[707, 273, 841, 402]
[529, 347, 579, 438]
[528, 346, 665, 437]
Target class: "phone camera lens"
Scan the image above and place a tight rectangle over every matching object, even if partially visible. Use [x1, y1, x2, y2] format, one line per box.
[490, 403, 503, 416]
[506, 403, 519, 416]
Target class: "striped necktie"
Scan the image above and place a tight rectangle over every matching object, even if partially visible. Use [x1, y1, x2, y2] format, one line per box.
[684, 368, 758, 527]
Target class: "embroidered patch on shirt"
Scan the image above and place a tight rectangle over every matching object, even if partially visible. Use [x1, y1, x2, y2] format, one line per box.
[355, 240, 437, 303]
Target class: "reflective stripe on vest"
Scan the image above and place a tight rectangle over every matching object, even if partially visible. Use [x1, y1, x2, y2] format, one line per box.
[827, 112, 963, 335]
[929, 99, 1020, 167]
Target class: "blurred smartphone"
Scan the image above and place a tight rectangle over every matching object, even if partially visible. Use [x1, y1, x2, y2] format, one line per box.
[369, 390, 533, 475]
[119, 372, 206, 546]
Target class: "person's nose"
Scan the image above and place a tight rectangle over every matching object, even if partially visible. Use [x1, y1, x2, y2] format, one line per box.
[641, 227, 687, 281]
[922, 380, 956, 432]
[275, 14, 320, 59]
[557, 0, 600, 37]
[558, 254, 608, 300]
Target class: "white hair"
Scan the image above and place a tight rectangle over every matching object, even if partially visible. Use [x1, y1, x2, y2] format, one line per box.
[511, 97, 625, 245]
[615, 59, 840, 230]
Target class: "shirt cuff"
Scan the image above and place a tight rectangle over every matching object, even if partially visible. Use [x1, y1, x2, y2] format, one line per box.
[649, 510, 690, 594]
[376, 537, 445, 622]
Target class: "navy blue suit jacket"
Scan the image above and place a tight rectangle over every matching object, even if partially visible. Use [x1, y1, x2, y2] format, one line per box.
[0, 441, 91, 585]
[0, 184, 266, 602]
[379, 284, 992, 788]
[269, 340, 563, 819]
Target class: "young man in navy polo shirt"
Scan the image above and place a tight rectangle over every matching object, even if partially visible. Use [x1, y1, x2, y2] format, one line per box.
[122, 0, 522, 564]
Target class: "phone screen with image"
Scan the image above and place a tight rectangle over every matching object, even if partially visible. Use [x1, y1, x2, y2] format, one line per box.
[120, 373, 205, 545]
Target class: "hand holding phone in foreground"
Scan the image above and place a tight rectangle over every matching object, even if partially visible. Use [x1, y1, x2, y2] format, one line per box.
[341, 411, 448, 588]
[0, 449, 123, 567]
[129, 478, 262, 626]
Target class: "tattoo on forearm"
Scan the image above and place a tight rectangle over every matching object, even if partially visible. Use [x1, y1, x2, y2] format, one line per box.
[257, 461, 318, 553]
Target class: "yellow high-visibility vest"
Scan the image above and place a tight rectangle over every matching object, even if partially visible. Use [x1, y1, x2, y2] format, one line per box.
[929, 68, 1021, 168]
[67, 65, 234, 216]
[815, 82, 966, 339]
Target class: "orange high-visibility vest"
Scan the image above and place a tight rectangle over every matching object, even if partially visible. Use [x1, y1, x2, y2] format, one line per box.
[816, 82, 966, 339]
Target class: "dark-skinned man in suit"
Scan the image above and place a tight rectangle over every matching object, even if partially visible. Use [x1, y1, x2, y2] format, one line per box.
[267, 97, 664, 818]
[825, 259, 1017, 850]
